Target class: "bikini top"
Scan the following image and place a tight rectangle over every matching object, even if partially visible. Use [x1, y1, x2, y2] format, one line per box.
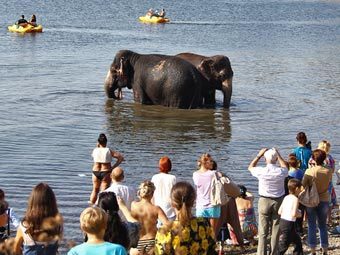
[92, 147, 112, 163]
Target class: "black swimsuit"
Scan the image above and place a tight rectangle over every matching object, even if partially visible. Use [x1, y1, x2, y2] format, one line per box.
[92, 171, 110, 181]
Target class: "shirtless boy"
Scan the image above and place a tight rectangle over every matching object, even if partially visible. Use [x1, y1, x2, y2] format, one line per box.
[131, 181, 168, 254]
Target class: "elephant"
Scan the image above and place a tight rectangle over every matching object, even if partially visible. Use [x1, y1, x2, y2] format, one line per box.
[104, 50, 211, 109]
[176, 53, 233, 108]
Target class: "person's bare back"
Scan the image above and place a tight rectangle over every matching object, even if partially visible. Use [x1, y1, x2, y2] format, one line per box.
[131, 181, 168, 240]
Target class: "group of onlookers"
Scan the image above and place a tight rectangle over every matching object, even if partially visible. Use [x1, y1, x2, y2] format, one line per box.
[0, 131, 338, 255]
[248, 132, 338, 255]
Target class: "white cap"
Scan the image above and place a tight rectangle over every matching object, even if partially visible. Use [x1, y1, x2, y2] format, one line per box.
[264, 149, 278, 163]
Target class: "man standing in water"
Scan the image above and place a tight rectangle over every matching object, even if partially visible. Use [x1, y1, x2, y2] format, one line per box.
[248, 148, 288, 255]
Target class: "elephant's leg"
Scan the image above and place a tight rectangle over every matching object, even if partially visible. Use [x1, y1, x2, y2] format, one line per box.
[204, 89, 216, 106]
[133, 84, 153, 105]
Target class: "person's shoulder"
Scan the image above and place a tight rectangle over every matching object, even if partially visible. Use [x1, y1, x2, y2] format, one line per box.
[107, 241, 126, 249]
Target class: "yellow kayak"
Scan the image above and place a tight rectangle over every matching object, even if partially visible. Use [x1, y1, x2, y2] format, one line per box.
[139, 15, 169, 24]
[8, 24, 43, 33]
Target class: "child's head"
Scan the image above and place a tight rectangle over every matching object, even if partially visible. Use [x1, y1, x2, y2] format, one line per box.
[317, 140, 331, 155]
[287, 178, 302, 195]
[80, 207, 107, 237]
[288, 154, 300, 169]
[138, 180, 155, 199]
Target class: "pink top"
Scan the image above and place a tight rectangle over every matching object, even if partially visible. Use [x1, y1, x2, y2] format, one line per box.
[193, 170, 216, 208]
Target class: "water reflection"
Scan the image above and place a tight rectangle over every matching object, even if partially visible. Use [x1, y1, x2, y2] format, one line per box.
[104, 99, 231, 144]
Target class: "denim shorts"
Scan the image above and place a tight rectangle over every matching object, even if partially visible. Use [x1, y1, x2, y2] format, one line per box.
[196, 205, 221, 218]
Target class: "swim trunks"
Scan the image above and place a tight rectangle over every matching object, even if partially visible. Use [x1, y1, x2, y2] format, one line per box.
[137, 239, 155, 253]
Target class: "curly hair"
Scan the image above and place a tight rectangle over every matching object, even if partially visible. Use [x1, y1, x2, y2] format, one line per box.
[138, 180, 155, 199]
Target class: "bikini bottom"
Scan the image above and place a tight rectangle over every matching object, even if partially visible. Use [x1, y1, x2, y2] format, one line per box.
[92, 171, 110, 181]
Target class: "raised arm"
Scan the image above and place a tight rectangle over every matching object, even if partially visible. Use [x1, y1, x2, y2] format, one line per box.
[274, 148, 288, 169]
[111, 150, 124, 170]
[248, 148, 267, 171]
[117, 196, 138, 223]
[14, 225, 24, 255]
[157, 206, 169, 225]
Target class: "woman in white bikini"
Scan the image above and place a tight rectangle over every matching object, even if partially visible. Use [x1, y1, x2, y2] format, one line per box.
[90, 133, 124, 204]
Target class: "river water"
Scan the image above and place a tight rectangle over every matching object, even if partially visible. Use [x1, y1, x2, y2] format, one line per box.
[0, 0, 339, 247]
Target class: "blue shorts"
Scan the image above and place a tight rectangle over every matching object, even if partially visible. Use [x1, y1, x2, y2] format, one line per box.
[196, 206, 221, 218]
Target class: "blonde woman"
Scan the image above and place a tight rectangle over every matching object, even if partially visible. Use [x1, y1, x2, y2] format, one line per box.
[309, 140, 337, 225]
[155, 182, 216, 254]
[131, 181, 168, 254]
[193, 153, 220, 238]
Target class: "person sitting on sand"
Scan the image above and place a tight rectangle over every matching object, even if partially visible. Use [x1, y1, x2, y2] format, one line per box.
[131, 180, 168, 254]
[235, 185, 258, 244]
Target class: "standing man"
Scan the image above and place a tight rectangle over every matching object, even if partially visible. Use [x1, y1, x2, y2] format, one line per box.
[248, 148, 288, 255]
[104, 167, 136, 221]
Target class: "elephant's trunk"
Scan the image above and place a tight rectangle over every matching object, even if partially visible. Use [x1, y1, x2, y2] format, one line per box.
[104, 69, 122, 99]
[222, 78, 232, 108]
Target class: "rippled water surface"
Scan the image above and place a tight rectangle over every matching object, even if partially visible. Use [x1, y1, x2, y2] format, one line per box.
[0, 0, 339, 248]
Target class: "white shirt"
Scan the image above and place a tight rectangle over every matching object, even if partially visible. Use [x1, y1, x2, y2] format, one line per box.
[151, 173, 177, 219]
[251, 164, 288, 198]
[104, 182, 136, 221]
[92, 147, 112, 163]
[279, 194, 299, 222]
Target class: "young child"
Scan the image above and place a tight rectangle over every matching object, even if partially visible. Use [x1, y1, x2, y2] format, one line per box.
[68, 207, 127, 255]
[0, 189, 19, 237]
[278, 179, 303, 255]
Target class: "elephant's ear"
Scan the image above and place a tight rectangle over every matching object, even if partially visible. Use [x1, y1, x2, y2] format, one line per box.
[198, 59, 214, 81]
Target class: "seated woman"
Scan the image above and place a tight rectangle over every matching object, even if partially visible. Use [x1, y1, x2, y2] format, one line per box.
[146, 9, 155, 17]
[90, 133, 124, 204]
[234, 185, 258, 244]
[155, 181, 216, 254]
[29, 14, 37, 26]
